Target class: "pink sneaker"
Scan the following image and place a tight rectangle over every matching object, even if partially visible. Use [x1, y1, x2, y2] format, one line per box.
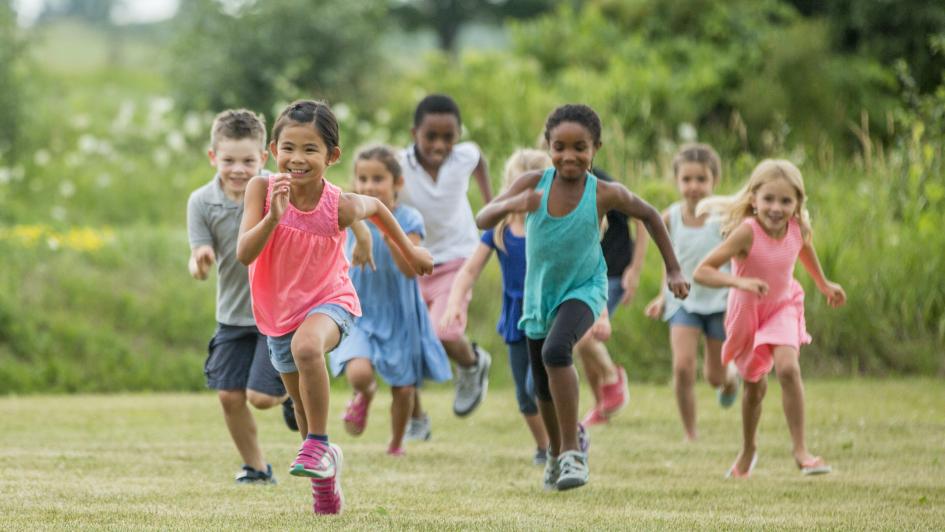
[387, 445, 405, 457]
[342, 392, 369, 436]
[311, 444, 344, 515]
[600, 366, 629, 417]
[581, 406, 609, 427]
[290, 438, 336, 478]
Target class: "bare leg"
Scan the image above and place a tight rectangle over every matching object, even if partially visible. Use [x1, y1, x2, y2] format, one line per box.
[703, 338, 734, 392]
[390, 385, 415, 450]
[246, 389, 287, 410]
[442, 337, 476, 367]
[524, 414, 550, 450]
[411, 388, 424, 419]
[736, 376, 767, 473]
[218, 389, 267, 471]
[280, 372, 306, 437]
[536, 398, 560, 455]
[290, 313, 341, 436]
[345, 357, 377, 398]
[773, 346, 816, 464]
[547, 365, 581, 453]
[670, 326, 700, 441]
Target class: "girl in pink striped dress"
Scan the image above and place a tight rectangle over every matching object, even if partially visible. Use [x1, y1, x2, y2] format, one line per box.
[237, 100, 433, 515]
[694, 160, 846, 479]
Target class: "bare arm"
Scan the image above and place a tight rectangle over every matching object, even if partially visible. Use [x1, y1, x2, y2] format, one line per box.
[385, 232, 423, 278]
[237, 175, 287, 265]
[643, 211, 669, 318]
[338, 193, 433, 275]
[798, 238, 846, 307]
[348, 220, 376, 271]
[472, 154, 493, 203]
[475, 171, 542, 229]
[599, 182, 688, 299]
[189, 245, 215, 280]
[440, 243, 493, 330]
[693, 223, 768, 295]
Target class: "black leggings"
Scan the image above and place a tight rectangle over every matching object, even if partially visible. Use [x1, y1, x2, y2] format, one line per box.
[527, 299, 595, 402]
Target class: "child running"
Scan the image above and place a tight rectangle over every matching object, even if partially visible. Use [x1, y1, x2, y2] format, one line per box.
[693, 159, 845, 478]
[643, 143, 739, 441]
[476, 104, 689, 490]
[330, 145, 452, 457]
[237, 100, 433, 515]
[186, 109, 294, 485]
[398, 94, 493, 439]
[441, 148, 552, 465]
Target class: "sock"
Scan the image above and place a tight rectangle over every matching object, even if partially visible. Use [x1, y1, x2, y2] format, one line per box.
[307, 433, 329, 443]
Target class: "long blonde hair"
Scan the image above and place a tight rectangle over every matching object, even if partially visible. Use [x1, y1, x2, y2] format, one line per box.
[494, 148, 552, 253]
[698, 159, 812, 239]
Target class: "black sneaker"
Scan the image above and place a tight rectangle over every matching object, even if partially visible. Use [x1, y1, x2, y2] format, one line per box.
[235, 464, 276, 484]
[282, 397, 299, 432]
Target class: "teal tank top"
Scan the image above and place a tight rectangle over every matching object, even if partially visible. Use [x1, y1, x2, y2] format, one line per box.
[519, 168, 608, 339]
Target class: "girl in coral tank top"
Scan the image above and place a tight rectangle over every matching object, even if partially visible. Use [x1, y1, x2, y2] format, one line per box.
[695, 159, 846, 479]
[237, 100, 433, 515]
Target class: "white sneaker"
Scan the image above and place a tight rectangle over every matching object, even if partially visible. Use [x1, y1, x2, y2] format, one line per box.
[542, 451, 559, 491]
[404, 413, 431, 441]
[453, 343, 491, 417]
[555, 451, 589, 490]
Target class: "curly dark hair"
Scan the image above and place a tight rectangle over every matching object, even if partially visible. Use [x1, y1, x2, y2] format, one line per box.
[543, 104, 602, 146]
[413, 94, 462, 128]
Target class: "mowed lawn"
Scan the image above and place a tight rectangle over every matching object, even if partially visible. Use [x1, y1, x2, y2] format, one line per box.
[1, 380, 943, 530]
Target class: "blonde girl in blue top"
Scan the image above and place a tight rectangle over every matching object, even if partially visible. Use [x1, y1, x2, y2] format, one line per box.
[477, 104, 689, 491]
[442, 148, 552, 466]
[644, 143, 739, 442]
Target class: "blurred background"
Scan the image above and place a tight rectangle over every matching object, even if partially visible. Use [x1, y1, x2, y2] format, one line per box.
[0, 0, 942, 393]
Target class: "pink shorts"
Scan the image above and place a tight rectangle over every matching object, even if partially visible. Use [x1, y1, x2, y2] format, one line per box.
[420, 258, 471, 342]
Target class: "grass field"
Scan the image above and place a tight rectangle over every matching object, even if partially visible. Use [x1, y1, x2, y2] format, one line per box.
[1, 380, 943, 530]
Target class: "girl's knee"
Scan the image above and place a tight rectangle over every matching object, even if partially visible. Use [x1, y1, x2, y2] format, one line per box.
[777, 362, 801, 385]
[246, 389, 280, 409]
[217, 389, 246, 412]
[541, 342, 573, 368]
[744, 379, 767, 402]
[391, 385, 415, 399]
[292, 339, 325, 367]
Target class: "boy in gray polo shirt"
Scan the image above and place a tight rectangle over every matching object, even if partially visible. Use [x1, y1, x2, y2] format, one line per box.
[187, 109, 292, 484]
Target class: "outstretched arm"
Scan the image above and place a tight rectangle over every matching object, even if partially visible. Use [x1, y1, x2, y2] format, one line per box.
[475, 171, 542, 229]
[338, 193, 433, 275]
[385, 232, 423, 278]
[693, 223, 768, 295]
[472, 154, 493, 203]
[799, 239, 846, 307]
[599, 182, 688, 299]
[348, 220, 376, 271]
[237, 174, 288, 265]
[440, 243, 493, 331]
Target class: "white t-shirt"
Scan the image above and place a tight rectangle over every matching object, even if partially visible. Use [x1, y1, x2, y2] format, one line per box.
[399, 142, 482, 264]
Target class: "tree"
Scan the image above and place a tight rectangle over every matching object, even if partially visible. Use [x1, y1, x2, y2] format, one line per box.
[168, 0, 386, 117]
[0, 0, 24, 163]
[391, 0, 558, 53]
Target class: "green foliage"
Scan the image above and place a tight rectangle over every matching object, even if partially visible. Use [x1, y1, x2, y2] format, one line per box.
[0, 0, 25, 163]
[167, 0, 386, 118]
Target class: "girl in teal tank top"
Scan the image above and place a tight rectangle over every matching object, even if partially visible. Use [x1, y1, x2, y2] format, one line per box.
[476, 104, 690, 492]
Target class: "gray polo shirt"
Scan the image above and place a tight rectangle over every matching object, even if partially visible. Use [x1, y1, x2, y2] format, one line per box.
[187, 174, 262, 326]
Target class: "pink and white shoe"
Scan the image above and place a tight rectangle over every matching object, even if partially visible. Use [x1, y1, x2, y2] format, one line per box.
[581, 406, 609, 427]
[387, 445, 405, 457]
[290, 438, 336, 478]
[600, 366, 629, 417]
[311, 444, 344, 515]
[342, 392, 370, 436]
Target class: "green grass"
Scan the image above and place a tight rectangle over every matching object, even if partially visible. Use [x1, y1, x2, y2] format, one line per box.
[1, 380, 942, 529]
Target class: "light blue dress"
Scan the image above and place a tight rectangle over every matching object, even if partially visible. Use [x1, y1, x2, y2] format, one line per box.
[329, 205, 452, 386]
[519, 168, 608, 339]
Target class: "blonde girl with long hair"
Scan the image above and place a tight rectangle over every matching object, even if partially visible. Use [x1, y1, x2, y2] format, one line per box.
[442, 148, 553, 465]
[694, 159, 845, 478]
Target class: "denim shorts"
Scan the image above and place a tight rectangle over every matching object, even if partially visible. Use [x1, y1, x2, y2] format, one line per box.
[266, 304, 355, 374]
[668, 307, 726, 341]
[606, 276, 624, 316]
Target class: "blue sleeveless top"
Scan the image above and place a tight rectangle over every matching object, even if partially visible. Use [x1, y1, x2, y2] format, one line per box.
[519, 168, 608, 339]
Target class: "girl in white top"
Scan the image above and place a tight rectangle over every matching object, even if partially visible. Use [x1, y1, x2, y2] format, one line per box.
[644, 143, 739, 442]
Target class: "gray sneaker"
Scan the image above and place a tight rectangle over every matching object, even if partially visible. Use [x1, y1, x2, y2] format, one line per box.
[542, 451, 559, 490]
[404, 413, 431, 442]
[555, 451, 589, 491]
[453, 343, 491, 417]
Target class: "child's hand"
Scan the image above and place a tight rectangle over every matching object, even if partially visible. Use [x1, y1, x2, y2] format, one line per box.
[667, 270, 690, 300]
[192, 247, 215, 280]
[409, 246, 434, 276]
[439, 304, 466, 332]
[351, 237, 376, 271]
[736, 277, 769, 296]
[267, 173, 291, 222]
[644, 295, 664, 320]
[822, 280, 846, 308]
[509, 189, 543, 213]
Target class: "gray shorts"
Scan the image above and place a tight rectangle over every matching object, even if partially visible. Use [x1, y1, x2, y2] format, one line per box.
[266, 304, 355, 374]
[205, 324, 286, 397]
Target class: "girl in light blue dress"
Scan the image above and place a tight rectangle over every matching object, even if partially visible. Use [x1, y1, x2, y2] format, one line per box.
[330, 145, 451, 456]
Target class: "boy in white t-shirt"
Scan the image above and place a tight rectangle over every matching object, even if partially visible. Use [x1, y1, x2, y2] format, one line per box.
[398, 94, 493, 437]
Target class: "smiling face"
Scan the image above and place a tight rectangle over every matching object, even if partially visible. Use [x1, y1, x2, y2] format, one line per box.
[676, 161, 716, 207]
[412, 113, 460, 170]
[210, 138, 267, 198]
[751, 177, 799, 236]
[548, 121, 598, 180]
[354, 158, 401, 210]
[270, 123, 340, 183]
